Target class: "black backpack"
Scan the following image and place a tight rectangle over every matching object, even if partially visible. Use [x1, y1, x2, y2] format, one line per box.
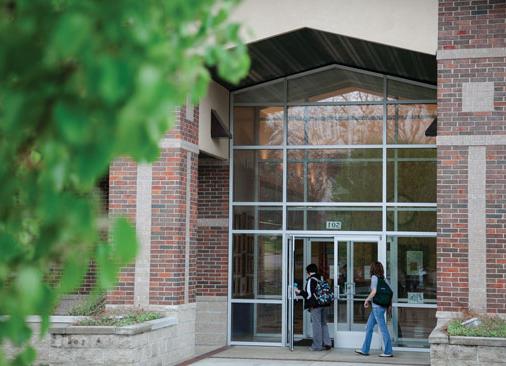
[372, 276, 393, 307]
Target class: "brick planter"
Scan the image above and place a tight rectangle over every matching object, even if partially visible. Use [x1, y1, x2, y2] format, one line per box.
[429, 325, 506, 366]
[3, 315, 192, 366]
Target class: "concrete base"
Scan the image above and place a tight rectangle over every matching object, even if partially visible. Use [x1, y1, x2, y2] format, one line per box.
[429, 324, 506, 366]
[195, 296, 227, 348]
[3, 307, 196, 366]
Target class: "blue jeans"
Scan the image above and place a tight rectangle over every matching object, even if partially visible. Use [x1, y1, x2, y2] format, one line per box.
[360, 306, 393, 355]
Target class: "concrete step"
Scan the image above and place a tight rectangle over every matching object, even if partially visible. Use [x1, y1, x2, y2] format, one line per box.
[193, 346, 430, 366]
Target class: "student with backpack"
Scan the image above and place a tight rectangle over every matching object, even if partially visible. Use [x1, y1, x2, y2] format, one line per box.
[294, 263, 334, 351]
[355, 261, 394, 358]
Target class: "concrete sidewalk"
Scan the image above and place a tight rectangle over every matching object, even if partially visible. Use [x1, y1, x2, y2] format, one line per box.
[190, 346, 430, 366]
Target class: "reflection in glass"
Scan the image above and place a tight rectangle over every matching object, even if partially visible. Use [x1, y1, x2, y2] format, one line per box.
[387, 237, 437, 302]
[387, 207, 436, 232]
[387, 104, 437, 144]
[287, 207, 382, 231]
[395, 307, 436, 348]
[288, 106, 383, 145]
[387, 149, 436, 203]
[234, 150, 283, 202]
[388, 79, 436, 101]
[231, 303, 282, 342]
[234, 80, 285, 103]
[288, 67, 384, 103]
[287, 149, 382, 202]
[234, 106, 284, 145]
[232, 235, 282, 299]
[233, 206, 282, 230]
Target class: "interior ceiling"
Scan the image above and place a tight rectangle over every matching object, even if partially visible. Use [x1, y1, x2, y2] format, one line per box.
[211, 27, 437, 91]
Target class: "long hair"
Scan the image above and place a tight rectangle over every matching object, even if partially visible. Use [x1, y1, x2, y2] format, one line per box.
[370, 261, 384, 277]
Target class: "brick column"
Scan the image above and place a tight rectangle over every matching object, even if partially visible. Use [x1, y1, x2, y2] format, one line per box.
[149, 106, 199, 306]
[194, 157, 229, 347]
[437, 0, 506, 316]
[107, 158, 137, 305]
[107, 105, 199, 307]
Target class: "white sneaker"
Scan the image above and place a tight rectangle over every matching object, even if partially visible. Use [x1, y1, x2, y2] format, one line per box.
[379, 353, 393, 357]
[355, 349, 368, 356]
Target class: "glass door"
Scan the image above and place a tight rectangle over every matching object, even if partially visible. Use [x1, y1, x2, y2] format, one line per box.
[305, 238, 336, 340]
[286, 236, 295, 350]
[335, 238, 383, 348]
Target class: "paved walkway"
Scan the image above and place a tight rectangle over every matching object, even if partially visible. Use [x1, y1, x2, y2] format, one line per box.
[191, 346, 430, 366]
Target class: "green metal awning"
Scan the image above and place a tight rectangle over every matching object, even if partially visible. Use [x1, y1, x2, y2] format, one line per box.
[211, 28, 436, 91]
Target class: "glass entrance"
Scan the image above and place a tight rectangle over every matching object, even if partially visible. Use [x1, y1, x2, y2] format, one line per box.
[230, 64, 438, 349]
[287, 235, 382, 349]
[335, 240, 381, 348]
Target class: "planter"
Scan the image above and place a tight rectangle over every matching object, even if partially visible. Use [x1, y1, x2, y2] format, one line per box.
[3, 315, 193, 366]
[429, 325, 506, 366]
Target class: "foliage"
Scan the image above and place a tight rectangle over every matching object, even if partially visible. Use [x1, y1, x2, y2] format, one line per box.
[447, 317, 506, 338]
[75, 310, 161, 327]
[0, 0, 249, 364]
[67, 294, 106, 317]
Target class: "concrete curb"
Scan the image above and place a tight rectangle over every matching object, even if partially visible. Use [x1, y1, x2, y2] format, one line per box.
[49, 316, 177, 336]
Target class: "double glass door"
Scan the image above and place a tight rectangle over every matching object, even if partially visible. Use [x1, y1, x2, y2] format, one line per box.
[287, 235, 381, 350]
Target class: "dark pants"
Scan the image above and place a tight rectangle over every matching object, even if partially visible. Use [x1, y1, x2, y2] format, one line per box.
[309, 307, 331, 350]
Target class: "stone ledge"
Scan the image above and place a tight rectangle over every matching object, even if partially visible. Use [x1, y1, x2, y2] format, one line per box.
[49, 316, 177, 336]
[429, 326, 449, 344]
[196, 296, 227, 303]
[449, 336, 506, 347]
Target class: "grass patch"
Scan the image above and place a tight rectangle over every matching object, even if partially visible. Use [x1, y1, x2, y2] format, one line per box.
[67, 294, 106, 316]
[76, 310, 162, 327]
[447, 316, 506, 338]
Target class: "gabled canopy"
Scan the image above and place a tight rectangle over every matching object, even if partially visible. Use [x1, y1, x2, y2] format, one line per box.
[212, 27, 436, 91]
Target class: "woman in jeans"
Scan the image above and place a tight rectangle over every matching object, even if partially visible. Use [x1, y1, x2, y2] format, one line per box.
[355, 261, 393, 358]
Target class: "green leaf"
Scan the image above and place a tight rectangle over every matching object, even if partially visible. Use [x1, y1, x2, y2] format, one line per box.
[112, 218, 138, 263]
[96, 243, 118, 289]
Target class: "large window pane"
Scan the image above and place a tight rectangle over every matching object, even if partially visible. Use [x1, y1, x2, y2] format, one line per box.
[233, 206, 282, 230]
[387, 149, 436, 203]
[288, 106, 383, 145]
[394, 307, 436, 348]
[234, 80, 285, 103]
[232, 235, 282, 299]
[287, 207, 382, 231]
[387, 207, 436, 232]
[231, 303, 282, 342]
[234, 106, 284, 145]
[387, 237, 437, 303]
[387, 104, 437, 144]
[287, 149, 382, 202]
[288, 67, 384, 103]
[234, 150, 283, 202]
[388, 79, 436, 101]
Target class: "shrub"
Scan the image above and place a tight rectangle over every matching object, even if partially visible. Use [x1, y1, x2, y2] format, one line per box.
[447, 316, 506, 338]
[76, 310, 161, 327]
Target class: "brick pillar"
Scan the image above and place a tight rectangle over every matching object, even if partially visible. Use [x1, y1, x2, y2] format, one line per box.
[107, 158, 137, 305]
[107, 105, 199, 307]
[437, 0, 506, 315]
[194, 157, 229, 347]
[149, 105, 199, 306]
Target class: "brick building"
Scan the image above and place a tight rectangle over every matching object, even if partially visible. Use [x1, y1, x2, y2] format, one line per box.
[105, 0, 505, 355]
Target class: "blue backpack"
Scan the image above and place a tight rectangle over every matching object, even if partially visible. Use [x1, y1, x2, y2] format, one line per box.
[314, 278, 335, 306]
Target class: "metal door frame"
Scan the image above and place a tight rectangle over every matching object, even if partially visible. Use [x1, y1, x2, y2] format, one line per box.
[286, 234, 382, 350]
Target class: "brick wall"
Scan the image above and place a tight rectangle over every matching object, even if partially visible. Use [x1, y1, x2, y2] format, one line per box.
[439, 0, 505, 50]
[107, 157, 137, 304]
[486, 146, 506, 313]
[195, 159, 229, 297]
[437, 0, 506, 314]
[148, 105, 199, 305]
[438, 57, 506, 136]
[437, 146, 469, 311]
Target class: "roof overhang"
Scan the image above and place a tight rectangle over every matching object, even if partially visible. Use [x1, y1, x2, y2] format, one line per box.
[211, 28, 436, 91]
